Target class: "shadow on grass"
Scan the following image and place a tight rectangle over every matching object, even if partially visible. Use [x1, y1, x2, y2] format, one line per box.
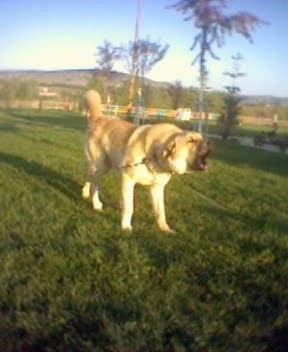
[212, 139, 288, 177]
[0, 152, 81, 202]
[203, 203, 288, 236]
[8, 109, 86, 132]
[0, 122, 19, 132]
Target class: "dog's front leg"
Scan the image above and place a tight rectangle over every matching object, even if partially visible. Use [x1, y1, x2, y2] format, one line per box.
[121, 174, 136, 231]
[149, 184, 174, 233]
[82, 181, 91, 199]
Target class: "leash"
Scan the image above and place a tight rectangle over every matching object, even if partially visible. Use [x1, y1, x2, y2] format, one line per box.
[119, 157, 157, 175]
[119, 158, 148, 170]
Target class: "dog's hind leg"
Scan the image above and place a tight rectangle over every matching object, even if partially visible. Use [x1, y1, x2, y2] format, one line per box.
[82, 163, 107, 211]
[91, 182, 103, 211]
[82, 142, 109, 210]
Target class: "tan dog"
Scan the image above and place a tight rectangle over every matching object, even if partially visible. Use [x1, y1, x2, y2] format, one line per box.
[82, 89, 212, 232]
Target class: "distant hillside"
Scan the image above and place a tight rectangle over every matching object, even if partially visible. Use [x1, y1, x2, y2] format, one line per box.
[0, 69, 287, 105]
[241, 94, 288, 106]
[0, 69, 105, 87]
[0, 68, 169, 89]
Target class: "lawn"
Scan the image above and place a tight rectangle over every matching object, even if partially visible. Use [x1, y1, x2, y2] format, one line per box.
[0, 109, 288, 351]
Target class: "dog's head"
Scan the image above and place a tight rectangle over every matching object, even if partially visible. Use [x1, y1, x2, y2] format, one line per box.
[162, 132, 212, 174]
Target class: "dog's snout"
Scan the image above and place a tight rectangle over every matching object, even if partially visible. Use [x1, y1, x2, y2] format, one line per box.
[207, 140, 213, 152]
[199, 139, 213, 156]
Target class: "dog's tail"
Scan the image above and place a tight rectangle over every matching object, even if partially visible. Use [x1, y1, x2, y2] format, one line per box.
[84, 89, 103, 120]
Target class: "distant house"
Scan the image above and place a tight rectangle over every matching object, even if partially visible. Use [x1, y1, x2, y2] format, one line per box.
[176, 108, 192, 120]
[39, 87, 58, 98]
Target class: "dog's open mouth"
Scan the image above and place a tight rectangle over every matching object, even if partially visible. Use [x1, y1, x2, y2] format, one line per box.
[197, 158, 209, 171]
[196, 140, 212, 171]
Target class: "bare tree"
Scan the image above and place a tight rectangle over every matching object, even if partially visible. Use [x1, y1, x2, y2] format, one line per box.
[122, 37, 169, 105]
[95, 40, 122, 76]
[94, 40, 122, 101]
[167, 0, 267, 132]
[137, 37, 169, 82]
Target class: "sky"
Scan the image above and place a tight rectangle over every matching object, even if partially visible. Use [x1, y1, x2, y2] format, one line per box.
[0, 0, 287, 97]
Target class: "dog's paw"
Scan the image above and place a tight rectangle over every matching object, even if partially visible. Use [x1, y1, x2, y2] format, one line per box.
[121, 219, 133, 232]
[92, 192, 103, 211]
[166, 228, 176, 234]
[82, 182, 91, 199]
[159, 223, 175, 233]
[92, 201, 103, 212]
[122, 225, 133, 232]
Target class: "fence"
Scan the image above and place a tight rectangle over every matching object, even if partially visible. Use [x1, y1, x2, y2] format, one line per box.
[240, 115, 288, 128]
[1, 99, 287, 127]
[0, 99, 77, 111]
[103, 105, 177, 118]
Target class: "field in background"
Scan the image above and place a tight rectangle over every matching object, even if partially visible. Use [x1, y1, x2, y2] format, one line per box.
[0, 109, 288, 351]
[149, 116, 288, 139]
[2, 98, 288, 129]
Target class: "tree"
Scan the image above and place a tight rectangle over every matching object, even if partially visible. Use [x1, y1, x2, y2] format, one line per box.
[94, 40, 122, 101]
[87, 76, 105, 96]
[0, 80, 17, 108]
[0, 79, 38, 108]
[219, 53, 244, 139]
[168, 0, 267, 132]
[167, 80, 184, 109]
[122, 37, 169, 105]
[137, 37, 169, 84]
[17, 80, 38, 100]
[219, 92, 241, 140]
[95, 40, 122, 77]
[223, 52, 245, 92]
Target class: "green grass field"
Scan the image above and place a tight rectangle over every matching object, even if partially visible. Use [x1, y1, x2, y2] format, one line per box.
[1, 109, 288, 351]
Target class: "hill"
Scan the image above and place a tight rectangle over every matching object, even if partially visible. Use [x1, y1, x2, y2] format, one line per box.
[0, 68, 169, 89]
[1, 69, 287, 110]
[242, 94, 288, 106]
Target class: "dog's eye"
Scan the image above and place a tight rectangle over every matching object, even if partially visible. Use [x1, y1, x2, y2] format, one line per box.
[187, 137, 200, 145]
[187, 137, 195, 143]
[187, 132, 203, 144]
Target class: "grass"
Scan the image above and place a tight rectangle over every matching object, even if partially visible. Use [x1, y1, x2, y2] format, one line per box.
[0, 109, 288, 351]
[204, 119, 288, 137]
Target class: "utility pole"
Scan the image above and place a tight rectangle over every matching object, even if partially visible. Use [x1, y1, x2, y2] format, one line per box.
[128, 0, 142, 115]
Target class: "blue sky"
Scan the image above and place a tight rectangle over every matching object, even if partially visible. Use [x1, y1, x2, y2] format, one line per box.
[0, 0, 287, 97]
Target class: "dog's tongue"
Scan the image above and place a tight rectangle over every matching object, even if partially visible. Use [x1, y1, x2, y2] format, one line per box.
[200, 161, 209, 170]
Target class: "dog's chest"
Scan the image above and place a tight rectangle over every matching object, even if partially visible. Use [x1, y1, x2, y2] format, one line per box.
[123, 164, 171, 186]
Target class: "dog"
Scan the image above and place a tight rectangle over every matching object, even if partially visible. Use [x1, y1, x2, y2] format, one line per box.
[82, 89, 212, 232]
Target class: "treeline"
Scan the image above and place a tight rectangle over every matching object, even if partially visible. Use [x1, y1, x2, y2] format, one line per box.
[1, 76, 288, 120]
[86, 75, 227, 114]
[0, 79, 38, 101]
[0, 76, 225, 113]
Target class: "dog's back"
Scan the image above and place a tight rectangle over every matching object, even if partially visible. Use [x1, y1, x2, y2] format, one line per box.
[84, 89, 137, 168]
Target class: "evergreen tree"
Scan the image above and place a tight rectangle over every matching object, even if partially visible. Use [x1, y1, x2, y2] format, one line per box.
[219, 53, 244, 139]
[167, 0, 267, 133]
